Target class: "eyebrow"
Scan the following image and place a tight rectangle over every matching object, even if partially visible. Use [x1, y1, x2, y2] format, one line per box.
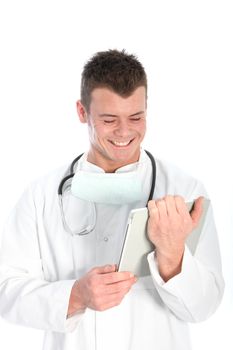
[98, 111, 145, 118]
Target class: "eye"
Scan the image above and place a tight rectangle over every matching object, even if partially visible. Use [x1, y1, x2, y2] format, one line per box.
[104, 119, 115, 124]
[130, 117, 141, 122]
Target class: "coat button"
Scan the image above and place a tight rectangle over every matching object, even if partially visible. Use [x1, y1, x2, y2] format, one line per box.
[104, 237, 109, 242]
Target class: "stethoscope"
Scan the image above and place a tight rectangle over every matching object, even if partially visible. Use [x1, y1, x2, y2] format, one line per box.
[58, 150, 156, 236]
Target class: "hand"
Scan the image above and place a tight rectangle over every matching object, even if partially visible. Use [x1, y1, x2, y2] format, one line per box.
[67, 265, 137, 316]
[147, 195, 203, 281]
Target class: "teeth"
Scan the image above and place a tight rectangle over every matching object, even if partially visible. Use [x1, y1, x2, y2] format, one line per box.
[112, 140, 131, 146]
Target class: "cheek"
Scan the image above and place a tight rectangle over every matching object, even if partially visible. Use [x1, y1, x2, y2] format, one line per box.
[89, 123, 108, 142]
[136, 122, 146, 137]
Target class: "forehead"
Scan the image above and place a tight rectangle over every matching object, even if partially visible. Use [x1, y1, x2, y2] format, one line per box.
[89, 86, 146, 114]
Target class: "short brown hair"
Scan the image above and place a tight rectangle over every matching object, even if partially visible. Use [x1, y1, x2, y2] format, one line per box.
[81, 49, 147, 112]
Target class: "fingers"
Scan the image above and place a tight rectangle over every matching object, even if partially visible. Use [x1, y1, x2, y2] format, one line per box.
[92, 264, 117, 274]
[148, 195, 204, 229]
[165, 196, 178, 216]
[94, 289, 130, 311]
[91, 265, 134, 284]
[190, 196, 203, 227]
[147, 195, 204, 283]
[148, 200, 159, 221]
[173, 195, 189, 215]
[90, 265, 136, 293]
[148, 196, 182, 219]
[104, 276, 137, 295]
[103, 271, 134, 284]
[81, 265, 137, 311]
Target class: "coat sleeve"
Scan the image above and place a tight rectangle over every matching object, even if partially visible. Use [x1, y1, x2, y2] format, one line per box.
[147, 203, 225, 323]
[0, 186, 83, 333]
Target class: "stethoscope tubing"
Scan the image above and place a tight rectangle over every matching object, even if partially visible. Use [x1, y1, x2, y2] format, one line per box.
[58, 150, 156, 235]
[58, 150, 156, 203]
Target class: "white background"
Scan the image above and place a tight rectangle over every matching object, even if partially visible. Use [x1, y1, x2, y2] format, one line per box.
[0, 0, 233, 348]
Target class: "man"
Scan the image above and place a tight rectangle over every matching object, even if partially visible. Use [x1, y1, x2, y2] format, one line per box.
[0, 50, 224, 350]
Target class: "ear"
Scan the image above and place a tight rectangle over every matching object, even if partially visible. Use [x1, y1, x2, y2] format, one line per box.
[76, 100, 87, 123]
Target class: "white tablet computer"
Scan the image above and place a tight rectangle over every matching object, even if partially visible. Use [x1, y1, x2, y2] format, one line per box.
[118, 198, 210, 276]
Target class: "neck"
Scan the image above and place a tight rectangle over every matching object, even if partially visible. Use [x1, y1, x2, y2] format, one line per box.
[87, 149, 140, 173]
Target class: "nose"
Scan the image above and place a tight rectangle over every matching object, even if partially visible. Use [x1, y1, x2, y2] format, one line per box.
[114, 119, 130, 137]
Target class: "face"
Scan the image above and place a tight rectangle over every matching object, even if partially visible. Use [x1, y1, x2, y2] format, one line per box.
[77, 86, 147, 172]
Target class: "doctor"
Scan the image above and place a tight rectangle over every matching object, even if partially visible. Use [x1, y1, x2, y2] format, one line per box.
[0, 50, 224, 350]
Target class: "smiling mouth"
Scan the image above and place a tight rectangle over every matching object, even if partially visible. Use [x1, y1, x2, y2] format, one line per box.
[109, 139, 134, 147]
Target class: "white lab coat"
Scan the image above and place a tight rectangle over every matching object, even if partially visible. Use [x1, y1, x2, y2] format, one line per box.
[0, 150, 224, 350]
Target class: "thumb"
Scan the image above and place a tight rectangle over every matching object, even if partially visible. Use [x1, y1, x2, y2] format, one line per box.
[190, 196, 204, 228]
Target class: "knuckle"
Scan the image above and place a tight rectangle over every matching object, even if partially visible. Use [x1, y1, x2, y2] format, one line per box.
[164, 195, 173, 201]
[155, 200, 163, 209]
[90, 266, 98, 274]
[149, 210, 158, 221]
[97, 304, 106, 312]
[156, 198, 163, 204]
[147, 200, 155, 208]
[174, 195, 184, 202]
